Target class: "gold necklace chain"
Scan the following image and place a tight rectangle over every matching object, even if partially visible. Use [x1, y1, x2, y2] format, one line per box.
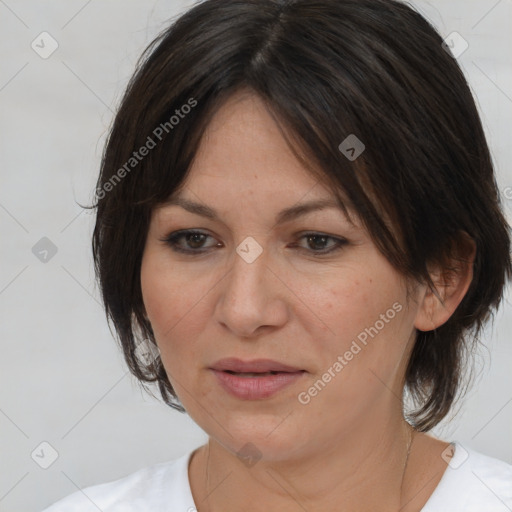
[400, 423, 416, 505]
[203, 423, 415, 512]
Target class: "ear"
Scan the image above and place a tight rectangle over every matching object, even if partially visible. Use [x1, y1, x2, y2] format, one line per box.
[414, 233, 476, 332]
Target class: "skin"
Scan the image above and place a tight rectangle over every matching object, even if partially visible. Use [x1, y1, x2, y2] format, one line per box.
[140, 89, 475, 512]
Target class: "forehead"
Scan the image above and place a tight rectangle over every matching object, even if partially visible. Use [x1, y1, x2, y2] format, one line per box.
[176, 91, 343, 208]
[155, 90, 360, 227]
[189, 91, 317, 189]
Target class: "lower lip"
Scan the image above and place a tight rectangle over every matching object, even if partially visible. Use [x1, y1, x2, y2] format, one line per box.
[211, 369, 305, 400]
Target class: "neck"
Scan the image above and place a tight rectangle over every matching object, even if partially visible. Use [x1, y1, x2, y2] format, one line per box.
[191, 415, 416, 512]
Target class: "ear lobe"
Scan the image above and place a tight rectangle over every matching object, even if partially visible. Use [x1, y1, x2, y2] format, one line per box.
[414, 234, 476, 332]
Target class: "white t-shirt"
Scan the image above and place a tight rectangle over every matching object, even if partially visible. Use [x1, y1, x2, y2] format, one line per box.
[41, 441, 512, 511]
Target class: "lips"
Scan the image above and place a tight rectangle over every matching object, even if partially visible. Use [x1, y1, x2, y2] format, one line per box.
[209, 358, 306, 400]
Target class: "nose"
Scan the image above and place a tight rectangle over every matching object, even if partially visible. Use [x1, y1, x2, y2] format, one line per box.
[214, 242, 289, 339]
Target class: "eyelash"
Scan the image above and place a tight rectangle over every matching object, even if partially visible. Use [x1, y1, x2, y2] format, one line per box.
[160, 230, 348, 256]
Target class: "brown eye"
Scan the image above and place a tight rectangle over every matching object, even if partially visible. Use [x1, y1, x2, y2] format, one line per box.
[293, 233, 348, 255]
[184, 232, 208, 249]
[161, 230, 220, 254]
[305, 234, 330, 251]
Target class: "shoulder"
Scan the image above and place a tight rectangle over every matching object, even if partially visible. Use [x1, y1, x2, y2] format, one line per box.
[40, 450, 197, 512]
[422, 441, 512, 512]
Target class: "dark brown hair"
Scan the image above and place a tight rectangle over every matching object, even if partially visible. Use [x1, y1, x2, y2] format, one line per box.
[91, 0, 511, 431]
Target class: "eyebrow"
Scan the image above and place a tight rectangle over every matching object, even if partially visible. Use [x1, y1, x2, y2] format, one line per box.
[162, 195, 350, 225]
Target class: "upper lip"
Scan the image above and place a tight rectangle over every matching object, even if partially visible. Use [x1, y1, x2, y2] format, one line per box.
[210, 357, 304, 373]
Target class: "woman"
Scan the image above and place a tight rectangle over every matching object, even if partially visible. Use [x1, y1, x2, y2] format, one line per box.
[42, 0, 512, 510]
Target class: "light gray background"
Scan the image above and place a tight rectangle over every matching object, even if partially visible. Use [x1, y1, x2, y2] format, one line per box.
[1, 1, 511, 511]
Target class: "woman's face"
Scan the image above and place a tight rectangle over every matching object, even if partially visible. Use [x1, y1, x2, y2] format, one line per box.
[141, 90, 425, 461]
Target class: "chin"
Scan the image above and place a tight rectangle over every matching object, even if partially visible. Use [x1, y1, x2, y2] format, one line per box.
[209, 415, 307, 463]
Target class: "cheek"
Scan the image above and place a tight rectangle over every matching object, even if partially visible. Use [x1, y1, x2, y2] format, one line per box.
[140, 255, 172, 336]
[316, 269, 412, 379]
[140, 250, 214, 364]
[140, 251, 187, 347]
[298, 288, 411, 432]
[318, 274, 393, 340]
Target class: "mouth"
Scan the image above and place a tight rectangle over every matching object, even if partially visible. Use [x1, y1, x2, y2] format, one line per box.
[209, 358, 306, 400]
[210, 357, 304, 374]
[222, 370, 290, 377]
